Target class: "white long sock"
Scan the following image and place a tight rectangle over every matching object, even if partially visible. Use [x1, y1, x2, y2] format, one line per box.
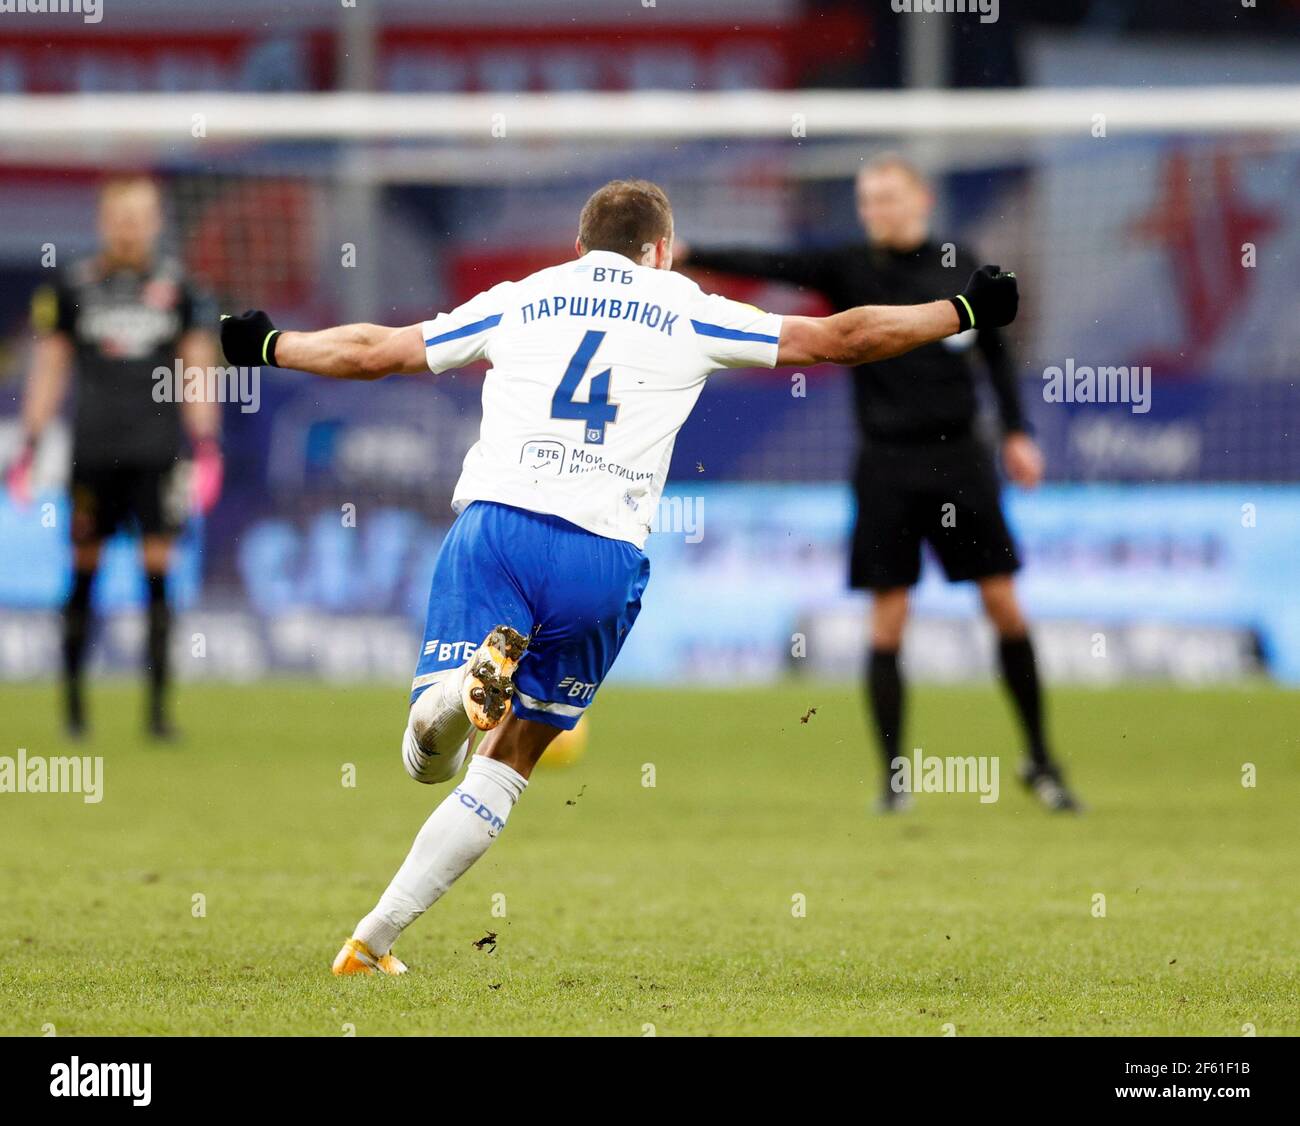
[402, 669, 472, 784]
[354, 755, 528, 955]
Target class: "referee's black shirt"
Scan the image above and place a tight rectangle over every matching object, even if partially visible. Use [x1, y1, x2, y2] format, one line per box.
[687, 240, 1026, 445]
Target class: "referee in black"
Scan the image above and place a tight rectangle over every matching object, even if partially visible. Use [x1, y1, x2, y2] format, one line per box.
[7, 176, 222, 741]
[681, 153, 1079, 812]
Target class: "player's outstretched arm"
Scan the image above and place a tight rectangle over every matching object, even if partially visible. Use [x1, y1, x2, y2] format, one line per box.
[776, 265, 1018, 368]
[220, 310, 427, 380]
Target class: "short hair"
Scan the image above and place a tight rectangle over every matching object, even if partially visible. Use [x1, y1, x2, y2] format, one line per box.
[858, 152, 930, 189]
[99, 174, 162, 207]
[577, 179, 673, 260]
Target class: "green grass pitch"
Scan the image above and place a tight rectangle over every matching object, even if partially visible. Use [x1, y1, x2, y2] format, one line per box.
[1, 680, 1296, 1036]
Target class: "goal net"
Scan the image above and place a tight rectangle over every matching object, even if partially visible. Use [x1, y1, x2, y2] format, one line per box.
[0, 88, 1297, 684]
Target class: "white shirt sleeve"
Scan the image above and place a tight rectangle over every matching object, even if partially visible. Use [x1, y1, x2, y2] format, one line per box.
[688, 291, 783, 370]
[420, 282, 513, 374]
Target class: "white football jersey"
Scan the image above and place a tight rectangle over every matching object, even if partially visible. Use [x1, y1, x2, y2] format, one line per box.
[421, 250, 782, 549]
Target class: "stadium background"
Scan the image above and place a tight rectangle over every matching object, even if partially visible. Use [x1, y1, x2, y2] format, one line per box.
[1, 0, 1298, 690]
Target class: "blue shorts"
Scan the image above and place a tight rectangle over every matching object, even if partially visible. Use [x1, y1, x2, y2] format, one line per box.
[411, 501, 650, 730]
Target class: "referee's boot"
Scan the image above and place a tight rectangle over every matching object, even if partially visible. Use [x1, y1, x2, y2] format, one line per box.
[874, 763, 915, 814]
[1019, 761, 1081, 813]
[874, 787, 915, 814]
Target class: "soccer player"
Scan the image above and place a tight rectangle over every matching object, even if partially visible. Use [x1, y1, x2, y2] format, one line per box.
[218, 179, 1019, 974]
[679, 155, 1079, 813]
[6, 176, 222, 740]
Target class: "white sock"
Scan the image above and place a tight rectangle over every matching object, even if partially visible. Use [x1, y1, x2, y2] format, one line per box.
[402, 669, 472, 784]
[354, 755, 528, 955]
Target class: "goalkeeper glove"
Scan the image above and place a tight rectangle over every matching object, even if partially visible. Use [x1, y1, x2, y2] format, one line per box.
[5, 436, 35, 506]
[951, 266, 1019, 331]
[220, 310, 281, 367]
[190, 437, 224, 515]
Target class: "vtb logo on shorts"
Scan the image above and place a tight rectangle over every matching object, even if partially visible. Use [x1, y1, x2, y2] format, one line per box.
[423, 638, 477, 663]
[557, 676, 597, 701]
[453, 786, 505, 832]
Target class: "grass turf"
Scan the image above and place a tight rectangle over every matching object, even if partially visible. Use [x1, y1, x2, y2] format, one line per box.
[0, 680, 1296, 1036]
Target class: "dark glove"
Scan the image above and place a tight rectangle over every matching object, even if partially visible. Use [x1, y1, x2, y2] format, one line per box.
[220, 310, 280, 366]
[951, 266, 1019, 331]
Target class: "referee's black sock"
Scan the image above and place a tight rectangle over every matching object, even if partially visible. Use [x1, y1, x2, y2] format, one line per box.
[62, 568, 95, 734]
[145, 571, 171, 730]
[997, 634, 1049, 768]
[867, 647, 905, 781]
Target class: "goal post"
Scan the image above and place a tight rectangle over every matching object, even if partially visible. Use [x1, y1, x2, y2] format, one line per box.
[2, 87, 1300, 142]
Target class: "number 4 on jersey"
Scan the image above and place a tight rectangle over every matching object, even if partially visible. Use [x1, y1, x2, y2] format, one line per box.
[552, 329, 618, 445]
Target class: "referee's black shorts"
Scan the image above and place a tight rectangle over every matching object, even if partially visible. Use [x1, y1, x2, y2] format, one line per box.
[849, 434, 1020, 590]
[70, 459, 188, 545]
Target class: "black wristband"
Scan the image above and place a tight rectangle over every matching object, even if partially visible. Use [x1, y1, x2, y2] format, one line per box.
[220, 310, 281, 367]
[950, 294, 976, 333]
